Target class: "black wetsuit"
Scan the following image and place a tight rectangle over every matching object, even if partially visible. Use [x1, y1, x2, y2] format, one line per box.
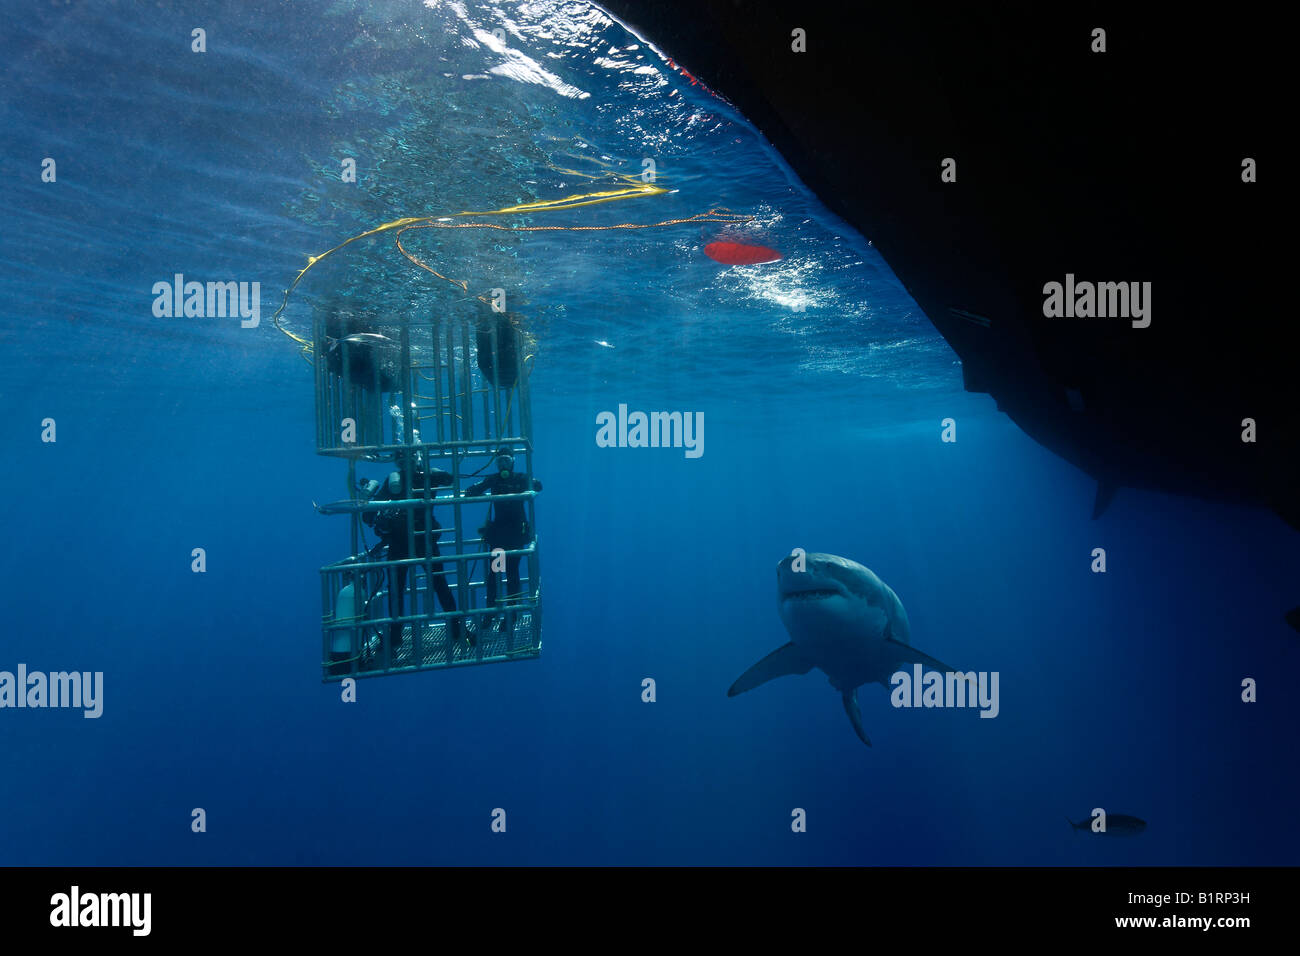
[363, 467, 459, 646]
[466, 470, 542, 607]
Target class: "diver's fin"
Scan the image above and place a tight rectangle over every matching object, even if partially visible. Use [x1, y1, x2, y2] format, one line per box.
[1286, 607, 1300, 634]
[842, 689, 871, 747]
[883, 635, 962, 676]
[727, 642, 814, 697]
[1092, 481, 1118, 519]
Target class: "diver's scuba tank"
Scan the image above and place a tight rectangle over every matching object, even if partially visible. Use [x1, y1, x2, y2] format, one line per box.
[332, 583, 358, 654]
[476, 310, 521, 388]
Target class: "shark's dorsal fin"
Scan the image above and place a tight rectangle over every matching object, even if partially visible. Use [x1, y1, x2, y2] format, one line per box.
[842, 689, 871, 747]
[1092, 481, 1118, 519]
[727, 642, 814, 697]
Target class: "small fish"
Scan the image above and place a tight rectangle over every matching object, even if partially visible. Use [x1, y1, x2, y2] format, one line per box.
[1069, 814, 1147, 836]
[341, 333, 396, 348]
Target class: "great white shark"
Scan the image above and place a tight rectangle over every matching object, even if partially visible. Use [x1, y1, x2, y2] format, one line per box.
[728, 552, 962, 747]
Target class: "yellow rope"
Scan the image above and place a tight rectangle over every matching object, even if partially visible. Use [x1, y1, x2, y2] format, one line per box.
[270, 176, 753, 356]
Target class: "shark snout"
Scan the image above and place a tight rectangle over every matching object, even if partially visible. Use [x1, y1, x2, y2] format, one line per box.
[776, 557, 846, 602]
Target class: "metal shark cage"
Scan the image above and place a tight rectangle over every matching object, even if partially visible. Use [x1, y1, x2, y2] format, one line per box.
[312, 308, 542, 681]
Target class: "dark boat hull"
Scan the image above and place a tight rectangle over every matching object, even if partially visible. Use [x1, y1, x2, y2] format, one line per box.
[602, 1, 1295, 532]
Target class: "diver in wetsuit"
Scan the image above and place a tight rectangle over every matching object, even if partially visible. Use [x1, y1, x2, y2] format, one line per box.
[363, 454, 466, 654]
[467, 450, 542, 631]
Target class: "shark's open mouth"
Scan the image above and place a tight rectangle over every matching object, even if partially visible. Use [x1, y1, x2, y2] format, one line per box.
[782, 588, 840, 602]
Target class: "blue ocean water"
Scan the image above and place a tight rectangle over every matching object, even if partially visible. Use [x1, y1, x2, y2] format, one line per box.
[1, 0, 1296, 866]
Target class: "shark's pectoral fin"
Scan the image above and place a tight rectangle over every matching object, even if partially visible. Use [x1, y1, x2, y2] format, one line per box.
[1286, 606, 1300, 634]
[842, 689, 871, 747]
[883, 635, 961, 675]
[727, 642, 814, 697]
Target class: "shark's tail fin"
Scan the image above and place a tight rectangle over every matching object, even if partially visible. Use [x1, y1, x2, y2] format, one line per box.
[1092, 481, 1119, 519]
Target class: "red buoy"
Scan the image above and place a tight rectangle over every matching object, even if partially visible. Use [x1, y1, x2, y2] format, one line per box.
[704, 241, 782, 265]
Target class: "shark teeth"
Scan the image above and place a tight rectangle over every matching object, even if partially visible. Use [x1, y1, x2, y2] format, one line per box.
[784, 588, 839, 601]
